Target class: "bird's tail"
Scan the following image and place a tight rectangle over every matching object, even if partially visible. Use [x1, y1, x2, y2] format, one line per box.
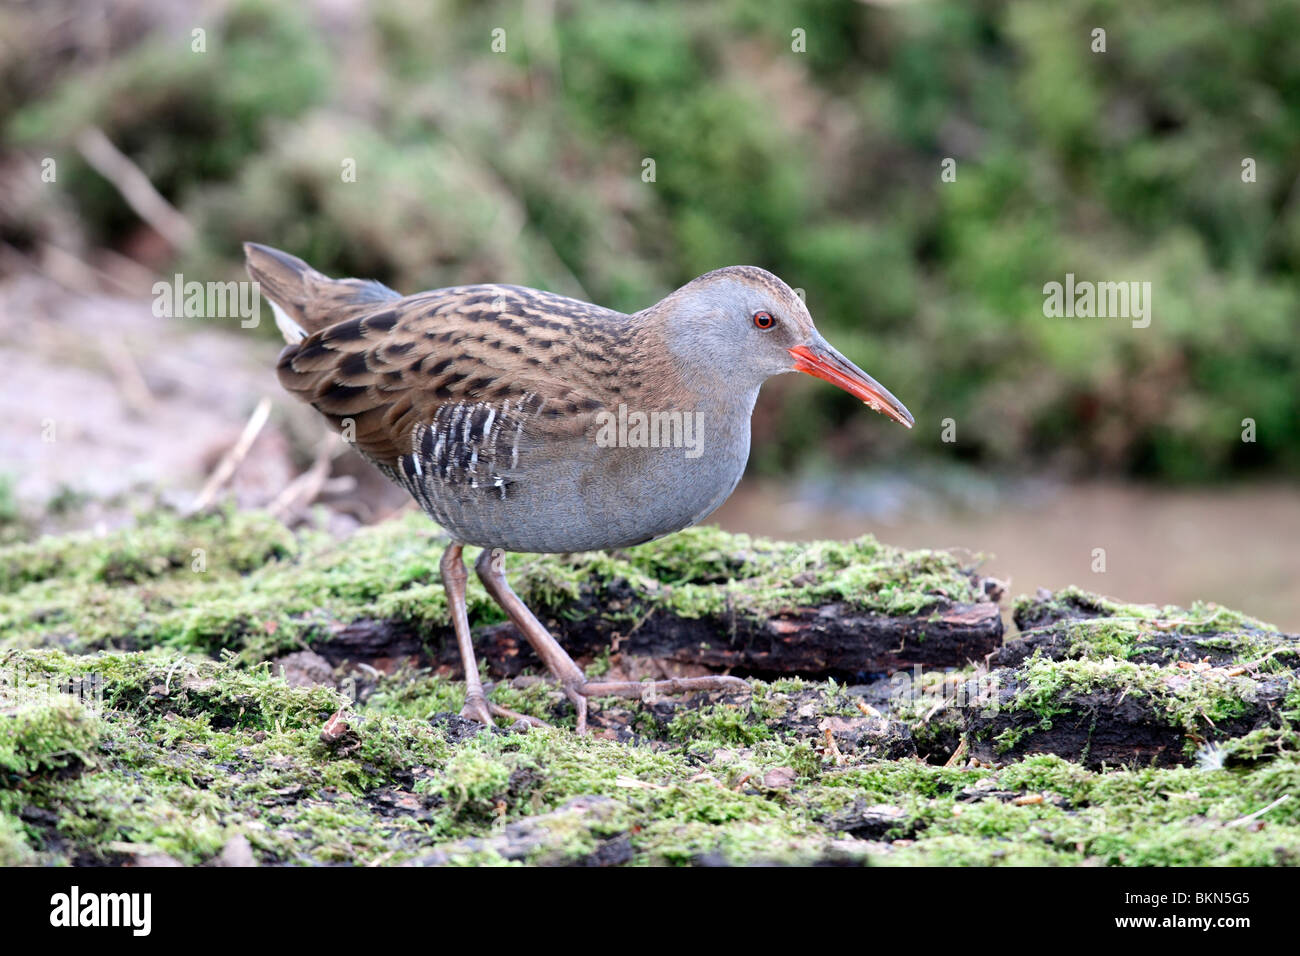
[243, 242, 401, 343]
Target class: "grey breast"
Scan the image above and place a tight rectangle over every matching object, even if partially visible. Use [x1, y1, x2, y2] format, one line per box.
[390, 389, 756, 553]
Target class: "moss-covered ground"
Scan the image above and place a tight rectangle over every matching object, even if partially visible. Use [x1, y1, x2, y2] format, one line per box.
[1, 510, 1297, 866]
[0, 508, 978, 662]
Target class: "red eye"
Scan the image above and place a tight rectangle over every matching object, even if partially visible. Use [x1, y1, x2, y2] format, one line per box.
[753, 311, 774, 330]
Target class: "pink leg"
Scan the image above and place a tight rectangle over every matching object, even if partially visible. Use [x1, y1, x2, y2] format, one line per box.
[473, 548, 749, 732]
[441, 543, 546, 728]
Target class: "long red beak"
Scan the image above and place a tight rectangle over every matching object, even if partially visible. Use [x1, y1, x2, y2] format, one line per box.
[789, 339, 914, 428]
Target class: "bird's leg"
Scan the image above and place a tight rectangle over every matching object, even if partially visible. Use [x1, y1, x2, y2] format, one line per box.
[474, 547, 590, 731]
[440, 543, 547, 729]
[441, 543, 494, 725]
[473, 549, 749, 732]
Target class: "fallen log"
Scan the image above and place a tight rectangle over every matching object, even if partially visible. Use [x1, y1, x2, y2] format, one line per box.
[962, 588, 1300, 769]
[1, 513, 1004, 680]
[964, 670, 1292, 769]
[317, 595, 1005, 680]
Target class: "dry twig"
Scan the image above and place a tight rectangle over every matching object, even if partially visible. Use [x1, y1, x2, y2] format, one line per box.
[1226, 794, 1291, 828]
[190, 397, 272, 512]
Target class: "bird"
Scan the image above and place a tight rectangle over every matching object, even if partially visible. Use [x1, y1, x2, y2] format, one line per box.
[244, 243, 914, 732]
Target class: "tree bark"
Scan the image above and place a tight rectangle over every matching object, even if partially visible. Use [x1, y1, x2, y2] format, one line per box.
[316, 598, 1005, 680]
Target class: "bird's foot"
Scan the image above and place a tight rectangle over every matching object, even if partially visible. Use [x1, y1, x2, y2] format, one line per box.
[460, 692, 552, 730]
[490, 702, 550, 728]
[459, 692, 495, 727]
[556, 681, 590, 735]
[558, 675, 750, 734]
[581, 675, 751, 700]
[470, 545, 747, 734]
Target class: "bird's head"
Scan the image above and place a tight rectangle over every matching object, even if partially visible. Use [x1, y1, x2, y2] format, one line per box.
[654, 266, 914, 428]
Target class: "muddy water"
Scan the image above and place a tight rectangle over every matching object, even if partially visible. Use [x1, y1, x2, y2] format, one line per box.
[711, 479, 1300, 632]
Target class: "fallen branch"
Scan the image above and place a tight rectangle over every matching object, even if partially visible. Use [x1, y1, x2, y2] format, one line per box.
[76, 126, 196, 249]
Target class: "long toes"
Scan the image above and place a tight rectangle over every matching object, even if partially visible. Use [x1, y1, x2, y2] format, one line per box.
[488, 702, 550, 728]
[579, 675, 751, 699]
[702, 676, 752, 693]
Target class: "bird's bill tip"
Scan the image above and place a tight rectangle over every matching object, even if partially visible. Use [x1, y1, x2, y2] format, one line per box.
[788, 342, 914, 428]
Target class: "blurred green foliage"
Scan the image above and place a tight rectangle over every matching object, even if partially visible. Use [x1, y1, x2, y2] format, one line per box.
[2, 0, 1298, 480]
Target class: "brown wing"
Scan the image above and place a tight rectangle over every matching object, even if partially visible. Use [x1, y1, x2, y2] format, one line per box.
[274, 285, 617, 474]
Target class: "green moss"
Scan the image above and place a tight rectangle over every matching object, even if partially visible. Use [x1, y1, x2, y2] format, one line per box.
[362, 670, 468, 722]
[419, 748, 512, 821]
[1211, 726, 1300, 766]
[1, 641, 1298, 866]
[0, 680, 100, 782]
[0, 811, 35, 866]
[0, 511, 980, 663]
[1009, 655, 1258, 737]
[1063, 619, 1148, 659]
[1022, 586, 1279, 636]
[666, 701, 773, 747]
[0, 508, 297, 592]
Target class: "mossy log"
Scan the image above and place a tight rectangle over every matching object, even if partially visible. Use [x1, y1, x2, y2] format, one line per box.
[0, 509, 1002, 679]
[962, 587, 1300, 769]
[320, 597, 1004, 679]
